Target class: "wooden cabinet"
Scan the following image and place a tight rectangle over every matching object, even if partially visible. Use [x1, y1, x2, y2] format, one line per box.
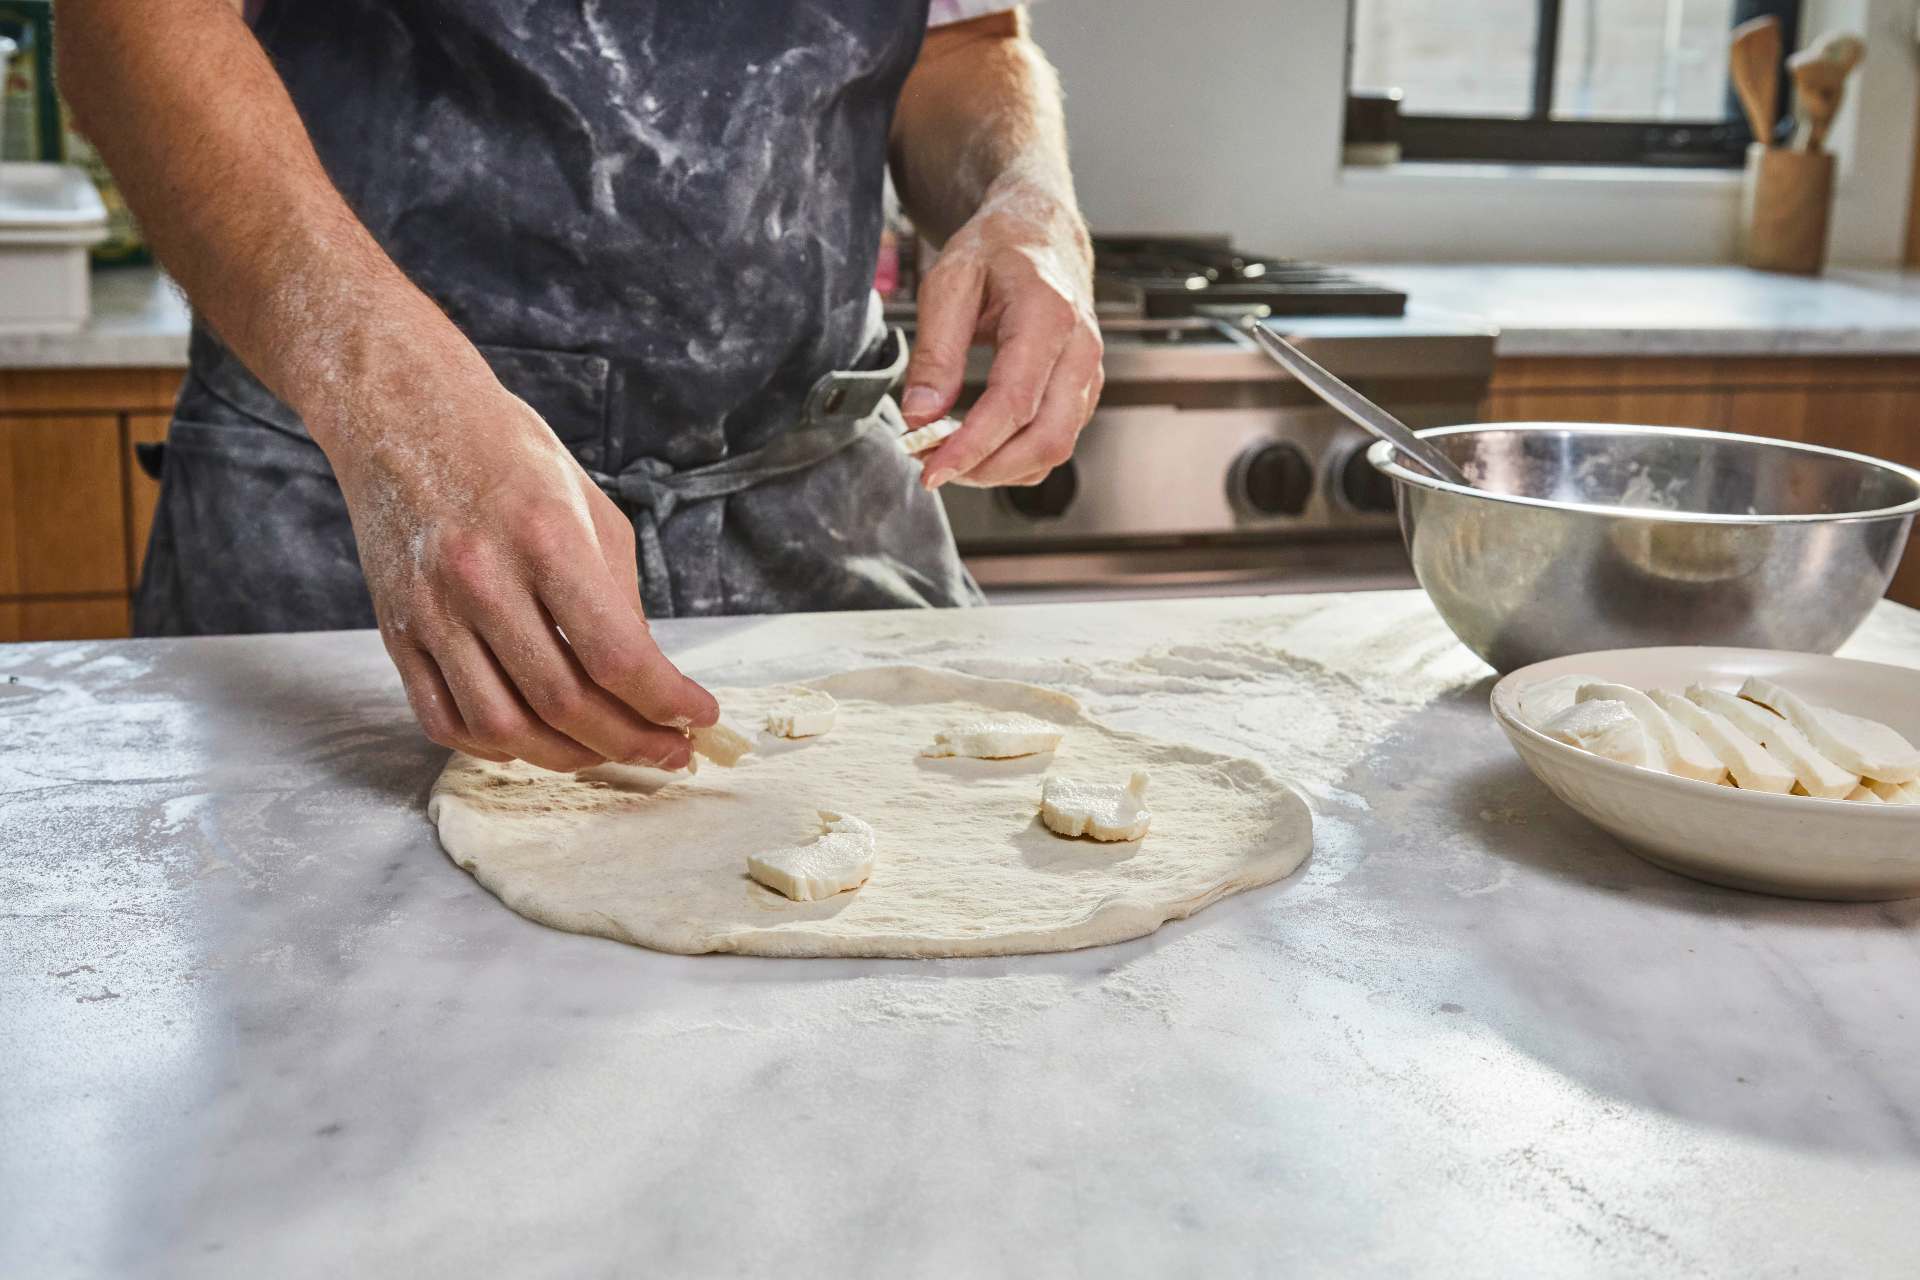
[0, 415, 127, 596]
[0, 370, 181, 642]
[1485, 356, 1920, 609]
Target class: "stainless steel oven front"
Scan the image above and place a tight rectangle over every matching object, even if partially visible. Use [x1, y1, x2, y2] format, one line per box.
[933, 318, 1497, 600]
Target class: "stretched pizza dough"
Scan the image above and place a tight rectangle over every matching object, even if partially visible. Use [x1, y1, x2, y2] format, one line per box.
[427, 666, 1312, 958]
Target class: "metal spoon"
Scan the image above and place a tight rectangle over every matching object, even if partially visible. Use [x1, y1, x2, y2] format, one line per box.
[1248, 324, 1470, 485]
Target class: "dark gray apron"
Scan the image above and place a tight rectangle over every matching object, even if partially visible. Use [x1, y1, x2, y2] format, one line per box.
[135, 0, 981, 636]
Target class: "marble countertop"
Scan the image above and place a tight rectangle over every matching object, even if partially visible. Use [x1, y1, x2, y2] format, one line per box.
[10, 263, 1920, 371]
[5, 590, 1920, 1276]
[0, 267, 191, 369]
[1350, 263, 1920, 358]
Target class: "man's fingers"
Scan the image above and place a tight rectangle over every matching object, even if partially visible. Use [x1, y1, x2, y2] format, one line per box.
[949, 332, 1102, 488]
[388, 639, 510, 761]
[429, 627, 605, 773]
[918, 300, 1069, 489]
[531, 535, 718, 732]
[900, 255, 986, 427]
[472, 601, 694, 770]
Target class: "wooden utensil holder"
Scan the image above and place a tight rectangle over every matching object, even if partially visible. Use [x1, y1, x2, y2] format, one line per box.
[1741, 143, 1835, 275]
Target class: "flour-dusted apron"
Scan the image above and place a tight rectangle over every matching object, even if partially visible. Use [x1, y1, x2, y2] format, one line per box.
[134, 0, 981, 636]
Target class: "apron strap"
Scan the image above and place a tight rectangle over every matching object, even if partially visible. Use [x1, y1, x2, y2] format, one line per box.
[590, 329, 910, 617]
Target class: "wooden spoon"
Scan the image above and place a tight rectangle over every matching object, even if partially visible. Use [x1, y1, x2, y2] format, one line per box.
[1728, 16, 1781, 143]
[1789, 32, 1866, 153]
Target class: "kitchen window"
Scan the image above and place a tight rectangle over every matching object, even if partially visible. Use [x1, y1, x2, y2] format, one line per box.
[1346, 0, 1802, 168]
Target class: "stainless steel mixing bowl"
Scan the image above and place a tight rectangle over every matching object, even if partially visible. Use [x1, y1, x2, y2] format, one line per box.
[1368, 423, 1920, 673]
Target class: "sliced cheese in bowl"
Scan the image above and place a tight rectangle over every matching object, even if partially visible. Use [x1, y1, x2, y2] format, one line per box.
[1738, 677, 1920, 785]
[1540, 699, 1654, 767]
[1516, 672, 1612, 731]
[1648, 689, 1796, 794]
[1686, 686, 1858, 799]
[1576, 682, 1726, 784]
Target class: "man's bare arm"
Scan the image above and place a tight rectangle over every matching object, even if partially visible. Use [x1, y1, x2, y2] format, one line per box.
[59, 0, 461, 466]
[889, 9, 1102, 490]
[57, 0, 714, 770]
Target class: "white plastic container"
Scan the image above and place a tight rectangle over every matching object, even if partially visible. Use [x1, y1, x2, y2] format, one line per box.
[0, 163, 111, 335]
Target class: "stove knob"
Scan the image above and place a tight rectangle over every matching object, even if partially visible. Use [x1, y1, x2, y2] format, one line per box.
[1232, 442, 1314, 517]
[1002, 461, 1079, 520]
[1341, 445, 1399, 513]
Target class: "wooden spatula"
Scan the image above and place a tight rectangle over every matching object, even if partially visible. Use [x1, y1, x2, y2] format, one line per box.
[1729, 16, 1782, 143]
[1789, 32, 1866, 153]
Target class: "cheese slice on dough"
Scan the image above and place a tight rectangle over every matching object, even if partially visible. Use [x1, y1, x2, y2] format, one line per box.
[746, 811, 876, 901]
[1540, 700, 1654, 767]
[1577, 683, 1725, 783]
[923, 716, 1064, 759]
[1040, 771, 1152, 842]
[687, 718, 755, 772]
[1737, 678, 1920, 785]
[1686, 687, 1857, 799]
[1515, 673, 1612, 732]
[1648, 689, 1795, 794]
[765, 688, 837, 739]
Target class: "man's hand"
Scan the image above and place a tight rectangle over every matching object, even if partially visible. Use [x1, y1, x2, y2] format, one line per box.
[900, 180, 1103, 490]
[336, 373, 716, 773]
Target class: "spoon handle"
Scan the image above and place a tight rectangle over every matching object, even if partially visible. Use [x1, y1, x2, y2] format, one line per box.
[1248, 325, 1469, 485]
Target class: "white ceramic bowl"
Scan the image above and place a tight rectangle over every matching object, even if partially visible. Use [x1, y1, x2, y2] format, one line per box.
[1490, 647, 1920, 901]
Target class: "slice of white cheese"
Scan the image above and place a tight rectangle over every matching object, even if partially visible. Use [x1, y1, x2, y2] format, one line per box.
[1039, 771, 1153, 842]
[922, 716, 1065, 759]
[1737, 678, 1920, 785]
[1515, 673, 1613, 732]
[1686, 686, 1858, 799]
[1845, 783, 1886, 804]
[764, 688, 837, 739]
[898, 416, 963, 455]
[1576, 683, 1726, 783]
[746, 811, 876, 902]
[686, 718, 755, 773]
[1540, 700, 1654, 767]
[1863, 778, 1920, 805]
[1647, 689, 1796, 794]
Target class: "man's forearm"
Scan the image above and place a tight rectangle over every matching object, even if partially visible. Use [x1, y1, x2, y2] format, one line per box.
[56, 0, 485, 459]
[889, 9, 1087, 263]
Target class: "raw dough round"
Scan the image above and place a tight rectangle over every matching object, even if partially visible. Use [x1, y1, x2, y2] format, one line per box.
[427, 666, 1312, 958]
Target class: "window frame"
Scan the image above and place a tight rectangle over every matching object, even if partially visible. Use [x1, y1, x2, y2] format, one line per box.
[1355, 0, 1802, 169]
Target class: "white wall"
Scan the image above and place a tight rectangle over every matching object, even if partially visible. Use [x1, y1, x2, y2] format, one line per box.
[1032, 0, 1918, 265]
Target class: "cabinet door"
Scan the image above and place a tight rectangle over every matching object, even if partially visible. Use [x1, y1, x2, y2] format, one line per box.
[127, 413, 170, 580]
[1729, 387, 1920, 608]
[1484, 388, 1729, 430]
[0, 416, 129, 596]
[0, 597, 130, 642]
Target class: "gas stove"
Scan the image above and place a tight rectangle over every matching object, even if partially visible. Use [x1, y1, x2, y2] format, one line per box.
[1092, 235, 1408, 321]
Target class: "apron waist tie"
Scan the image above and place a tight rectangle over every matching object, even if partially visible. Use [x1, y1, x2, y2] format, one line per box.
[587, 416, 873, 618]
[586, 329, 909, 618]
